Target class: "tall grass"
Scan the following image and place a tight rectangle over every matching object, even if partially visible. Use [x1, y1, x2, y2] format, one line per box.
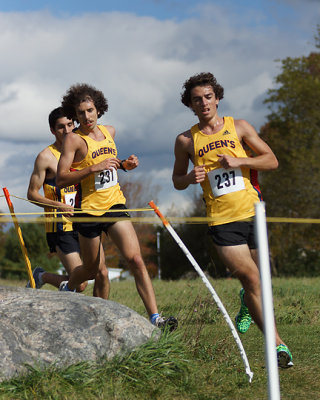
[0, 277, 319, 399]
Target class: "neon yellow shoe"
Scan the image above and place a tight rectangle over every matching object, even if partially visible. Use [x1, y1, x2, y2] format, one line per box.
[235, 288, 252, 334]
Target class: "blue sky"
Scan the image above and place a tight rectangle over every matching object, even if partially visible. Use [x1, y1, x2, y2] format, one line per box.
[1, 0, 314, 31]
[3, 0, 270, 18]
[0, 0, 319, 214]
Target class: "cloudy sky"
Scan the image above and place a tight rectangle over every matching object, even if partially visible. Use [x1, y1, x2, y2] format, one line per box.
[0, 0, 319, 218]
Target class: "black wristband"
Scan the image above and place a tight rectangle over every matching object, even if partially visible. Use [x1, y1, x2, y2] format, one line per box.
[120, 160, 127, 172]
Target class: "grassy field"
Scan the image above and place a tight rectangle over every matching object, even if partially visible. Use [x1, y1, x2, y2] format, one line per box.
[0, 276, 319, 399]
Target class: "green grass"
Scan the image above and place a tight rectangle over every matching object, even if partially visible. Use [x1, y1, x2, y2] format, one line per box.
[0, 277, 319, 399]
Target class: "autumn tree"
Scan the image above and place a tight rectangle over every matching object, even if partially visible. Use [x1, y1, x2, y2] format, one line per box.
[158, 191, 227, 280]
[101, 176, 160, 277]
[260, 26, 320, 275]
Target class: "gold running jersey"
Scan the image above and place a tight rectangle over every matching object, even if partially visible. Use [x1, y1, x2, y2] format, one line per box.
[191, 116, 262, 226]
[43, 144, 77, 233]
[72, 125, 126, 216]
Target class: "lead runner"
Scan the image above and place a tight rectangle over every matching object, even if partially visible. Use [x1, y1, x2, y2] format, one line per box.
[56, 83, 177, 331]
[172, 72, 292, 366]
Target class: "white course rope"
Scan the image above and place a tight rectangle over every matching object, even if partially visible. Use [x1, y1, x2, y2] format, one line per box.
[149, 201, 254, 383]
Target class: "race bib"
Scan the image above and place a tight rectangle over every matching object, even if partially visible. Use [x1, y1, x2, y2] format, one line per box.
[64, 192, 76, 207]
[208, 167, 245, 197]
[94, 168, 118, 191]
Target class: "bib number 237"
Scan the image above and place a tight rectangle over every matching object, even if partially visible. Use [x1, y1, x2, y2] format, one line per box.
[208, 167, 245, 197]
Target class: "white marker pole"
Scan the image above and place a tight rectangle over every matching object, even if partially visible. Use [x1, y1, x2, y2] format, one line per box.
[254, 202, 280, 400]
[149, 201, 254, 383]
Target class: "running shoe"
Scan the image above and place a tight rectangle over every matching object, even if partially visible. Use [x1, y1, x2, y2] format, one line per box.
[235, 288, 252, 334]
[277, 344, 294, 368]
[59, 281, 76, 292]
[154, 316, 178, 332]
[26, 267, 45, 289]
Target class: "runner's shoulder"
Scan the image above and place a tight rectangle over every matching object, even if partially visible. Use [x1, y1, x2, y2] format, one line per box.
[176, 129, 192, 144]
[35, 146, 57, 168]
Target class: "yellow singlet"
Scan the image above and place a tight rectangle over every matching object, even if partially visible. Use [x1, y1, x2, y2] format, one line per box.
[43, 145, 77, 232]
[192, 116, 262, 226]
[72, 125, 126, 216]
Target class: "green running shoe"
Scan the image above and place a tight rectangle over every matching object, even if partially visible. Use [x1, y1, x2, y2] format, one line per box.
[235, 288, 252, 334]
[277, 344, 293, 368]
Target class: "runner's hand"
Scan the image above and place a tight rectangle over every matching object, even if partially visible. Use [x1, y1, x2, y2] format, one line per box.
[122, 154, 139, 170]
[188, 165, 206, 184]
[217, 154, 240, 169]
[57, 203, 74, 217]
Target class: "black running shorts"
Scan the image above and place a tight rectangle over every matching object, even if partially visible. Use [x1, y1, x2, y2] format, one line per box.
[46, 232, 58, 253]
[73, 204, 130, 239]
[57, 230, 80, 254]
[208, 221, 257, 249]
[46, 231, 80, 254]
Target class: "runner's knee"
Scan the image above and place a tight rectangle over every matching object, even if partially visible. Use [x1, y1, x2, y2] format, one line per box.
[96, 265, 109, 282]
[127, 253, 145, 271]
[238, 269, 260, 291]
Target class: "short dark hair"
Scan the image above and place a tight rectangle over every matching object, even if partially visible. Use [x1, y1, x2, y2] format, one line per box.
[181, 72, 224, 107]
[61, 83, 108, 121]
[48, 107, 68, 130]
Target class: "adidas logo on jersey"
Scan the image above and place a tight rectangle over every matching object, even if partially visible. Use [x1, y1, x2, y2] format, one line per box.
[223, 130, 231, 135]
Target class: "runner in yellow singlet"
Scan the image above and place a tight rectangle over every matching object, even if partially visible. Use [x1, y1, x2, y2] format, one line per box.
[27, 107, 109, 298]
[172, 72, 292, 367]
[56, 84, 177, 331]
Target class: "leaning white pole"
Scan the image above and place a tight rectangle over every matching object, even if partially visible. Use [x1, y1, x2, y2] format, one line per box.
[254, 202, 280, 400]
[149, 201, 254, 383]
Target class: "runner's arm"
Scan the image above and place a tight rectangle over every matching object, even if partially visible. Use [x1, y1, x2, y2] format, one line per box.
[27, 151, 72, 211]
[218, 120, 278, 171]
[57, 132, 121, 188]
[172, 133, 206, 190]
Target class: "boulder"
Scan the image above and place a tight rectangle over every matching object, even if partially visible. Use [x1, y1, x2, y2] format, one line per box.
[0, 285, 157, 382]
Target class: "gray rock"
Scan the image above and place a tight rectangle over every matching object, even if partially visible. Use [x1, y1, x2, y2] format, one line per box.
[0, 285, 158, 382]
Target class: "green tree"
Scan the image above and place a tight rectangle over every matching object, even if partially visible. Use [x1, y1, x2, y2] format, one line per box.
[1, 222, 60, 279]
[0, 213, 7, 261]
[260, 26, 320, 275]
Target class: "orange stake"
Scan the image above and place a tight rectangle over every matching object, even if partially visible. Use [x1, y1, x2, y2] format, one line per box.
[3, 187, 35, 288]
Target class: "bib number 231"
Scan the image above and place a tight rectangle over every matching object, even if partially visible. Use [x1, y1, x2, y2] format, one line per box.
[95, 168, 118, 191]
[208, 167, 245, 197]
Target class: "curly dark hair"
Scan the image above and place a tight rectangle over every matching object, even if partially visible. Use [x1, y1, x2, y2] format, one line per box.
[181, 72, 224, 107]
[61, 83, 108, 121]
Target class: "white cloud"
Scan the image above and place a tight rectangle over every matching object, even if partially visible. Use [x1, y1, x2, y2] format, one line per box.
[0, 7, 317, 214]
[158, 191, 194, 215]
[0, 140, 45, 214]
